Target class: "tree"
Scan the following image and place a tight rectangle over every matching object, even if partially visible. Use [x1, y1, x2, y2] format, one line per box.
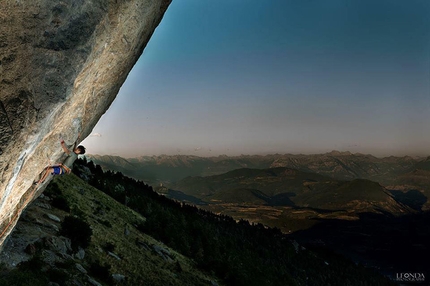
[60, 216, 92, 250]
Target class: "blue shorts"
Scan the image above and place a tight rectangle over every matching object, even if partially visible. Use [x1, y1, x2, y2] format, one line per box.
[52, 166, 65, 175]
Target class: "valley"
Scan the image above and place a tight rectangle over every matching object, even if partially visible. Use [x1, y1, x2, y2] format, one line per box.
[89, 151, 430, 284]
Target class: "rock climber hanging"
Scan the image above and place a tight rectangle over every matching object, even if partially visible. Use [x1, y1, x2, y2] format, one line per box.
[35, 133, 86, 184]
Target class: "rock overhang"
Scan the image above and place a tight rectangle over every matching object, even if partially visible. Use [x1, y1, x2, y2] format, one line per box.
[0, 0, 171, 248]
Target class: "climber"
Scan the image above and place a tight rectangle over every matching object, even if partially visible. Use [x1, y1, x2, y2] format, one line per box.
[35, 135, 86, 184]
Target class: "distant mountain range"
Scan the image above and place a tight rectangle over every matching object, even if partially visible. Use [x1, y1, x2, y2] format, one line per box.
[87, 151, 420, 185]
[87, 151, 430, 228]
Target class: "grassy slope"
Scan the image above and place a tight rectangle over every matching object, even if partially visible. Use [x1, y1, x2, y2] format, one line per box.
[53, 174, 219, 286]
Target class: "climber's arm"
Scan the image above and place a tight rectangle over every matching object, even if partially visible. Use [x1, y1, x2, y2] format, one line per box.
[60, 139, 71, 155]
[72, 132, 81, 151]
[60, 133, 80, 155]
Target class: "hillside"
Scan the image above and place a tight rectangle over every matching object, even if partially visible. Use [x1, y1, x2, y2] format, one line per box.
[166, 168, 429, 284]
[20, 159, 400, 285]
[385, 157, 430, 211]
[81, 154, 430, 284]
[0, 161, 397, 285]
[0, 174, 217, 286]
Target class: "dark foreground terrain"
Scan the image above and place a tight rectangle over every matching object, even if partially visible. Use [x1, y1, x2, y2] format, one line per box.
[292, 212, 430, 282]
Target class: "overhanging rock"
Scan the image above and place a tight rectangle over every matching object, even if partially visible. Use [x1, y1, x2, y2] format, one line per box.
[0, 0, 171, 248]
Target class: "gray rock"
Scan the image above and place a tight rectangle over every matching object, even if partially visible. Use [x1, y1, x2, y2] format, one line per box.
[44, 213, 61, 223]
[58, 252, 73, 260]
[0, 0, 172, 249]
[49, 224, 59, 232]
[72, 279, 84, 286]
[108, 251, 121, 261]
[112, 273, 126, 283]
[34, 218, 59, 231]
[124, 225, 130, 236]
[41, 249, 60, 265]
[35, 201, 52, 210]
[153, 244, 171, 256]
[87, 276, 103, 286]
[42, 196, 52, 201]
[63, 237, 72, 252]
[75, 263, 87, 274]
[44, 236, 72, 254]
[291, 240, 300, 253]
[152, 245, 174, 263]
[74, 247, 85, 260]
[136, 239, 151, 251]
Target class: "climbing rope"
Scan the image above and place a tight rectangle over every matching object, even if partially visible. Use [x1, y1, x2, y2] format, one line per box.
[0, 167, 52, 240]
[0, 156, 52, 238]
[0, 135, 81, 240]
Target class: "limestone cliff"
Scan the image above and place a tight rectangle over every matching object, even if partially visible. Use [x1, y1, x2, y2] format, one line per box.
[0, 0, 171, 248]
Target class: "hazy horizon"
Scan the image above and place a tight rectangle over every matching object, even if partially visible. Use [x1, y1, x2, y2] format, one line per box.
[82, 1, 430, 158]
[87, 149, 428, 160]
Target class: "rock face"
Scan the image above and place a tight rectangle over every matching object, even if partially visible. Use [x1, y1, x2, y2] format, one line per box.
[0, 0, 171, 248]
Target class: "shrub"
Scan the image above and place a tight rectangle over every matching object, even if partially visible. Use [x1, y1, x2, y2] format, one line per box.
[103, 242, 116, 252]
[89, 261, 113, 284]
[18, 255, 44, 272]
[0, 270, 47, 285]
[46, 268, 68, 284]
[54, 259, 75, 269]
[69, 205, 87, 219]
[59, 216, 92, 250]
[44, 181, 70, 212]
[135, 221, 146, 233]
[97, 218, 112, 228]
[52, 196, 70, 212]
[44, 182, 62, 197]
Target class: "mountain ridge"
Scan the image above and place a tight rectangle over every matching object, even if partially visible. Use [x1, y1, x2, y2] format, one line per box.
[87, 151, 421, 186]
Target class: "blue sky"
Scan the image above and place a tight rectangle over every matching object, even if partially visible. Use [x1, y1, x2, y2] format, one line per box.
[83, 0, 430, 157]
